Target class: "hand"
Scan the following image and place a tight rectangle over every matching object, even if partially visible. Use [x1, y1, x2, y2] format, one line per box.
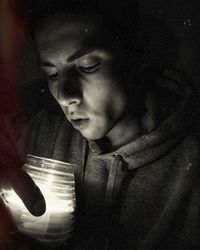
[0, 114, 46, 216]
[0, 1, 45, 246]
[0, 159, 46, 249]
[0, 167, 46, 216]
[0, 111, 46, 249]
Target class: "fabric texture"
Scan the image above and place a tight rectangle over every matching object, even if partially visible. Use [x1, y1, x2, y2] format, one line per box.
[28, 69, 200, 250]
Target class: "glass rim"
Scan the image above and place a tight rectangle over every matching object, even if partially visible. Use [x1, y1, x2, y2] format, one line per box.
[26, 154, 78, 168]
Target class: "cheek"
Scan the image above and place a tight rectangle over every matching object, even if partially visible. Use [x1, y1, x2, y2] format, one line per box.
[87, 80, 127, 121]
[107, 90, 127, 120]
[79, 82, 128, 139]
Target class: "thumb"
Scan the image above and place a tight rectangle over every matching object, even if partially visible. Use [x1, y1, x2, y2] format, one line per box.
[8, 168, 46, 216]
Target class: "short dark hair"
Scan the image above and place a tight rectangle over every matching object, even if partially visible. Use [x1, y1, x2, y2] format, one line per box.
[25, 0, 139, 53]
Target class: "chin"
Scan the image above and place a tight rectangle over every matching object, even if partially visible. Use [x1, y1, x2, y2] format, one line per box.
[80, 129, 106, 141]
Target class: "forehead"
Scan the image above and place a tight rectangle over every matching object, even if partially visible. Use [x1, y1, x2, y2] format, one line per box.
[35, 14, 108, 51]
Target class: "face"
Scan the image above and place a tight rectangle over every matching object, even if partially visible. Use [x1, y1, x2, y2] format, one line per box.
[35, 15, 132, 141]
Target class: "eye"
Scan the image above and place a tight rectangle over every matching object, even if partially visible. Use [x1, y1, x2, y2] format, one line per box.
[75, 55, 101, 74]
[41, 67, 58, 81]
[48, 72, 58, 81]
[77, 61, 101, 73]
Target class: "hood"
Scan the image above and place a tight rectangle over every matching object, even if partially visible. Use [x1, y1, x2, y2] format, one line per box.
[88, 68, 198, 169]
[85, 69, 198, 237]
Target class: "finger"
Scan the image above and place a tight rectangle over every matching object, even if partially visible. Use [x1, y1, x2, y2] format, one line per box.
[7, 168, 46, 216]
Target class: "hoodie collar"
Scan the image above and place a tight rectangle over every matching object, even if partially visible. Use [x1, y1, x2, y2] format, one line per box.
[88, 70, 197, 170]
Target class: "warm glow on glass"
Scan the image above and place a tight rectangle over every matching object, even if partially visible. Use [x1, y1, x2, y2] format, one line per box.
[3, 155, 76, 246]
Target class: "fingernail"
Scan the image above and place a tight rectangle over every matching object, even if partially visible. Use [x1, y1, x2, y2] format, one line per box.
[33, 199, 46, 216]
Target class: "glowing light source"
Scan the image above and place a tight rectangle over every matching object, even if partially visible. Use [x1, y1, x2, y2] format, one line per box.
[3, 155, 76, 246]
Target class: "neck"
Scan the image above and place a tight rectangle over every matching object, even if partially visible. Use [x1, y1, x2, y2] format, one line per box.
[105, 113, 142, 150]
[100, 92, 160, 151]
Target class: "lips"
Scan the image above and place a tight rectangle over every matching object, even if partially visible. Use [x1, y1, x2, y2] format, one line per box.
[70, 118, 89, 130]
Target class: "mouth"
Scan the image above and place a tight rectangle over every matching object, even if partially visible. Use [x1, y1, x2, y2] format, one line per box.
[70, 118, 89, 130]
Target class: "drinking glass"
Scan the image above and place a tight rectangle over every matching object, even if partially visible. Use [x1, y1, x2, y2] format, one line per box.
[2, 155, 76, 246]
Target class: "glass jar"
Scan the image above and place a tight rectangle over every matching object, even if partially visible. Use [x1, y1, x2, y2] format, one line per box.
[2, 155, 76, 246]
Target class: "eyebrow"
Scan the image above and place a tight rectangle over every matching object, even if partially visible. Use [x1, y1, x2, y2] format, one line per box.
[40, 48, 95, 67]
[40, 61, 55, 67]
[67, 48, 95, 63]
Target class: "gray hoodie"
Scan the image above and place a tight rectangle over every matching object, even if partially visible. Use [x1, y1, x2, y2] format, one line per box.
[28, 69, 200, 249]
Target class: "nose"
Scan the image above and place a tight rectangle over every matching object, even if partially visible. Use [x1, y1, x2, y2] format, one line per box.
[53, 71, 82, 107]
[57, 86, 82, 107]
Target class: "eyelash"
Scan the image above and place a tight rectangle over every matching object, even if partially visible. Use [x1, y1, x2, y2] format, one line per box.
[77, 61, 101, 73]
[48, 73, 58, 81]
[47, 61, 101, 80]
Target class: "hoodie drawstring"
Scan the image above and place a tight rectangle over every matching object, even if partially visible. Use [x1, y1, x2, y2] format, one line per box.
[104, 154, 123, 220]
[103, 153, 123, 249]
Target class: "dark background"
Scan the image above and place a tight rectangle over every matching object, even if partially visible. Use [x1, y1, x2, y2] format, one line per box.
[140, 0, 200, 88]
[18, 0, 200, 116]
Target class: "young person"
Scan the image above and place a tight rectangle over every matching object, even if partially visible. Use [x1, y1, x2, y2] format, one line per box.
[2, 0, 200, 249]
